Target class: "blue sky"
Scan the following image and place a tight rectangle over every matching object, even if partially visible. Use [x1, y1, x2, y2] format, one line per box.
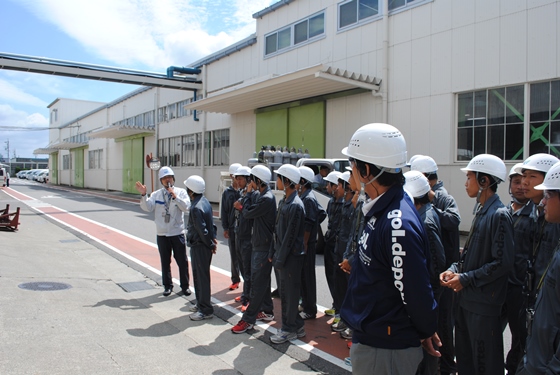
[0, 0, 274, 159]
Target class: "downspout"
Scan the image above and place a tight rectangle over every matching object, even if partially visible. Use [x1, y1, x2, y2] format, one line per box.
[105, 107, 109, 191]
[375, 0, 389, 123]
[201, 65, 207, 176]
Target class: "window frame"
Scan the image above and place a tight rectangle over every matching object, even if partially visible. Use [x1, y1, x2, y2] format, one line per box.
[264, 10, 326, 57]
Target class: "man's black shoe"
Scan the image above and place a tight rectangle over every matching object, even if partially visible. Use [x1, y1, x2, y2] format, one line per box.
[271, 289, 279, 298]
[163, 288, 173, 296]
[181, 289, 192, 296]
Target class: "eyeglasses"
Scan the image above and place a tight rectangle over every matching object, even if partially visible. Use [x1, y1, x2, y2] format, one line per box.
[543, 190, 560, 201]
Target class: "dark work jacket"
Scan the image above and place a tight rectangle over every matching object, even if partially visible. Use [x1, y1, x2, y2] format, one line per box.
[431, 182, 461, 267]
[524, 244, 560, 374]
[344, 199, 365, 264]
[186, 195, 216, 249]
[508, 200, 533, 286]
[341, 185, 437, 350]
[269, 190, 305, 269]
[300, 188, 326, 246]
[221, 186, 239, 231]
[335, 196, 355, 257]
[325, 197, 343, 243]
[235, 191, 256, 241]
[418, 203, 445, 295]
[241, 186, 276, 252]
[449, 194, 514, 316]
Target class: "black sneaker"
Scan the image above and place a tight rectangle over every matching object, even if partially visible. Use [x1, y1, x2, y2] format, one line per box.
[163, 288, 172, 296]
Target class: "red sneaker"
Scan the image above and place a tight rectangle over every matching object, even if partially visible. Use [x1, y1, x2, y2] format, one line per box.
[241, 302, 250, 312]
[234, 296, 242, 302]
[231, 320, 253, 334]
[229, 282, 240, 290]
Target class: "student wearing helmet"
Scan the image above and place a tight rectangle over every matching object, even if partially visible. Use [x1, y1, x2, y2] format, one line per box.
[517, 161, 560, 374]
[330, 171, 354, 334]
[268, 164, 306, 344]
[410, 155, 461, 375]
[516, 154, 560, 312]
[221, 163, 242, 291]
[404, 170, 446, 375]
[322, 170, 343, 317]
[501, 163, 534, 374]
[135, 167, 191, 297]
[340, 123, 440, 374]
[231, 165, 277, 334]
[184, 175, 217, 321]
[440, 154, 514, 375]
[297, 166, 327, 321]
[232, 166, 255, 311]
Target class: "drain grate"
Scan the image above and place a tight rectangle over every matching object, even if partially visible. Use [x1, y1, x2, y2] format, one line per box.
[117, 281, 154, 292]
[18, 282, 72, 291]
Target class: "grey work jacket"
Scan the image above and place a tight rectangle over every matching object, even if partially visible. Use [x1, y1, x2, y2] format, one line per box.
[241, 187, 276, 252]
[432, 182, 461, 267]
[269, 190, 305, 269]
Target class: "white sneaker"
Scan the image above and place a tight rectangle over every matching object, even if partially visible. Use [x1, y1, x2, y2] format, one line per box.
[270, 329, 297, 344]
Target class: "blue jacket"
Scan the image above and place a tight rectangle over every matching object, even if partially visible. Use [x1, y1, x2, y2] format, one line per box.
[235, 191, 256, 241]
[508, 200, 533, 286]
[418, 203, 445, 295]
[241, 186, 276, 252]
[269, 190, 305, 269]
[186, 195, 216, 250]
[340, 185, 437, 350]
[431, 182, 461, 267]
[449, 194, 514, 316]
[300, 188, 326, 246]
[220, 186, 239, 231]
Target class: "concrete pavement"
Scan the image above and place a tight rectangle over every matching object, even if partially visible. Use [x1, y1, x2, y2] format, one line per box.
[0, 192, 341, 374]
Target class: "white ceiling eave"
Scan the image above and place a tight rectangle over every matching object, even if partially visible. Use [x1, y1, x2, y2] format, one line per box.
[88, 126, 155, 139]
[184, 64, 381, 114]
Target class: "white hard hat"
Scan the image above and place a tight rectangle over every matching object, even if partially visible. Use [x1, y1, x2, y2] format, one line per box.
[342, 123, 407, 172]
[276, 164, 301, 185]
[406, 154, 424, 167]
[298, 166, 315, 183]
[514, 153, 560, 175]
[251, 165, 271, 183]
[404, 170, 431, 198]
[229, 163, 242, 175]
[184, 175, 205, 194]
[509, 163, 524, 177]
[460, 154, 507, 182]
[535, 161, 560, 191]
[339, 171, 352, 184]
[158, 166, 174, 180]
[324, 171, 342, 185]
[233, 166, 251, 177]
[410, 155, 438, 174]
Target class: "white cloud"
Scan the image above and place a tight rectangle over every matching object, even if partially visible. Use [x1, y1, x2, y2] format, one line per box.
[0, 104, 49, 158]
[0, 79, 48, 108]
[15, 0, 275, 70]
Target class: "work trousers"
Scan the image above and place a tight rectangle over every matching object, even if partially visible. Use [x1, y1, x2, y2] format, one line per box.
[323, 239, 337, 307]
[332, 241, 348, 313]
[242, 251, 274, 324]
[236, 237, 252, 304]
[156, 234, 189, 291]
[438, 287, 458, 374]
[455, 307, 504, 375]
[502, 283, 527, 375]
[190, 244, 213, 315]
[300, 241, 318, 316]
[227, 229, 241, 284]
[276, 254, 305, 333]
[350, 343, 423, 375]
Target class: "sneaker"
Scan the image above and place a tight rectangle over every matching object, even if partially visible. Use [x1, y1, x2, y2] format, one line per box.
[241, 302, 249, 312]
[331, 316, 341, 325]
[298, 304, 304, 312]
[332, 319, 347, 332]
[344, 357, 352, 367]
[340, 327, 353, 340]
[296, 326, 306, 338]
[181, 288, 192, 296]
[234, 296, 242, 303]
[189, 305, 199, 312]
[231, 320, 253, 334]
[270, 329, 297, 344]
[256, 311, 274, 321]
[189, 311, 213, 321]
[324, 308, 336, 316]
[229, 282, 240, 290]
[299, 311, 316, 320]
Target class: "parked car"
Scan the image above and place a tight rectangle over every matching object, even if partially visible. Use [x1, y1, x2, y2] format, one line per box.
[29, 169, 47, 181]
[17, 170, 28, 179]
[36, 170, 49, 183]
[0, 167, 6, 186]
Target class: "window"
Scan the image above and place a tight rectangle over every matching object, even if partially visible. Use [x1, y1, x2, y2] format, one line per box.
[389, 0, 418, 11]
[158, 139, 169, 166]
[88, 149, 103, 169]
[202, 129, 230, 166]
[265, 11, 325, 56]
[168, 103, 177, 120]
[63, 154, 71, 170]
[168, 136, 181, 167]
[338, 0, 379, 29]
[181, 133, 202, 166]
[457, 85, 524, 161]
[530, 80, 560, 157]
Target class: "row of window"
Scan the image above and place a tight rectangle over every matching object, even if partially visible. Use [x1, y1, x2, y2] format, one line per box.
[265, 0, 428, 56]
[88, 149, 103, 169]
[158, 129, 230, 168]
[457, 79, 560, 161]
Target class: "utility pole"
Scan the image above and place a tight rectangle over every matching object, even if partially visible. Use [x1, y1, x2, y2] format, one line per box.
[4, 139, 10, 174]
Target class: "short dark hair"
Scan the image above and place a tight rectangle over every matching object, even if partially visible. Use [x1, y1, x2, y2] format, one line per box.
[281, 176, 296, 189]
[478, 172, 498, 193]
[355, 159, 404, 187]
[424, 172, 438, 181]
[414, 193, 431, 205]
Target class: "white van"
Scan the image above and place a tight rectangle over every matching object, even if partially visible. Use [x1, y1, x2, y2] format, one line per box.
[0, 167, 6, 187]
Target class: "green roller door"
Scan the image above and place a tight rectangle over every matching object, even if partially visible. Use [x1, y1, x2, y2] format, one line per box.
[122, 137, 144, 194]
[288, 102, 325, 157]
[256, 109, 288, 151]
[256, 102, 325, 158]
[74, 148, 85, 188]
[50, 152, 58, 184]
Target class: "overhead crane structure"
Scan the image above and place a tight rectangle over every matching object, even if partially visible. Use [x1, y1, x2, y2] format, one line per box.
[0, 52, 202, 91]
